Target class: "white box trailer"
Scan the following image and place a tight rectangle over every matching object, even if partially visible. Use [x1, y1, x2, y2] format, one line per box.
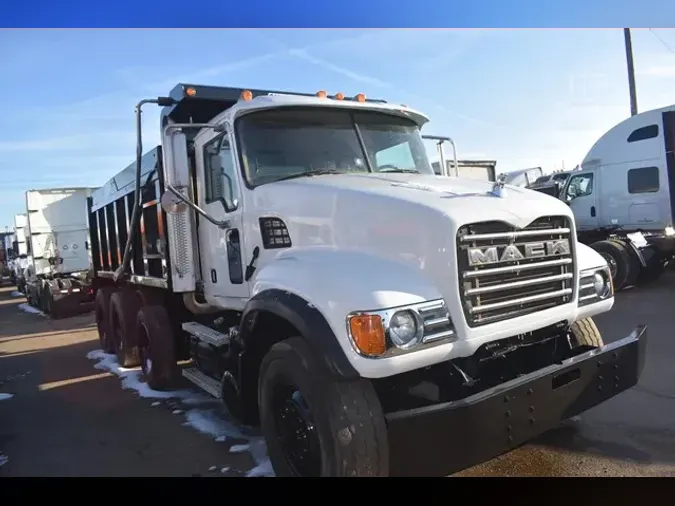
[24, 187, 97, 318]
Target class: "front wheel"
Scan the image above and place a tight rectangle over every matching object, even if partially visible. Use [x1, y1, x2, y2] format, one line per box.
[570, 317, 604, 348]
[258, 337, 389, 477]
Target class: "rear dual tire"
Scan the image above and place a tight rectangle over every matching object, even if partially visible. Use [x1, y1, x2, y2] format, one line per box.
[94, 288, 178, 389]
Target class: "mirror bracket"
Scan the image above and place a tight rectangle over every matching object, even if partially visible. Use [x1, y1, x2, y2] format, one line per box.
[161, 185, 231, 229]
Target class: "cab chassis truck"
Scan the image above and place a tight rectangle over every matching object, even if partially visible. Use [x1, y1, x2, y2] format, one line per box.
[89, 83, 647, 477]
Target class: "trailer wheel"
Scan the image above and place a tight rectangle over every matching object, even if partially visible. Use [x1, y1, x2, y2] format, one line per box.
[590, 240, 632, 291]
[259, 337, 389, 477]
[95, 286, 117, 354]
[109, 291, 141, 368]
[136, 305, 178, 390]
[570, 317, 604, 348]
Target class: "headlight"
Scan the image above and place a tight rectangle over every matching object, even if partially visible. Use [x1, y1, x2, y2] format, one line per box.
[347, 299, 455, 358]
[665, 226, 675, 237]
[389, 310, 423, 349]
[593, 271, 611, 298]
[578, 266, 613, 307]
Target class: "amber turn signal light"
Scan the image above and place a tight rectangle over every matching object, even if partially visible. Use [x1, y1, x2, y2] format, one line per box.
[349, 314, 386, 357]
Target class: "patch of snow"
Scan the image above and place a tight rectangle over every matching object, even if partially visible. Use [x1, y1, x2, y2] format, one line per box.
[230, 444, 249, 453]
[87, 349, 275, 477]
[172, 409, 183, 415]
[11, 291, 23, 298]
[0, 454, 8, 467]
[87, 350, 197, 401]
[151, 401, 161, 407]
[208, 465, 217, 472]
[18, 303, 44, 316]
[220, 467, 230, 473]
[0, 393, 14, 401]
[183, 408, 247, 440]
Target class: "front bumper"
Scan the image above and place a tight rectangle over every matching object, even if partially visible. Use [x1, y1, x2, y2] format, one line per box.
[385, 325, 647, 477]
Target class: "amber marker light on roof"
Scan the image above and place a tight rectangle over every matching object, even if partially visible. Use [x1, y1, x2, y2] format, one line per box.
[186, 87, 197, 97]
[334, 92, 345, 100]
[316, 90, 328, 98]
[241, 90, 253, 101]
[355, 93, 366, 103]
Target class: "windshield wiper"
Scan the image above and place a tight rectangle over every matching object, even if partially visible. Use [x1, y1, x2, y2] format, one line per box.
[377, 168, 420, 174]
[274, 168, 346, 183]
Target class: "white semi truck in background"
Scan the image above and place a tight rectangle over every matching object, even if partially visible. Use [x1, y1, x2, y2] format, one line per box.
[24, 188, 96, 318]
[531, 104, 675, 290]
[86, 83, 646, 477]
[10, 213, 30, 292]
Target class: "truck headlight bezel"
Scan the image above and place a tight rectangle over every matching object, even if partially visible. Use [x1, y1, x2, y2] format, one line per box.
[346, 299, 456, 358]
[578, 265, 613, 307]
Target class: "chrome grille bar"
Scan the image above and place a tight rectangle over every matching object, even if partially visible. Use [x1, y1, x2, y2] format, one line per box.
[457, 216, 576, 327]
[460, 227, 571, 242]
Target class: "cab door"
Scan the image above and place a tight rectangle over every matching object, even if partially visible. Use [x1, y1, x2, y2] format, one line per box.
[563, 171, 599, 230]
[193, 127, 250, 307]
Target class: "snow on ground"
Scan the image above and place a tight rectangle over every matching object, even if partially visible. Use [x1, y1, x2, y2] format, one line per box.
[86, 350, 274, 477]
[0, 393, 14, 401]
[18, 303, 44, 316]
[11, 291, 23, 298]
[0, 454, 8, 467]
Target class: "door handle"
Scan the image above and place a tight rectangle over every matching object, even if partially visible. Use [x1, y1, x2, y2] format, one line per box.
[590, 206, 596, 217]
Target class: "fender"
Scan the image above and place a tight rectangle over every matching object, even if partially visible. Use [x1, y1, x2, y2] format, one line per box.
[240, 289, 360, 380]
[622, 239, 648, 268]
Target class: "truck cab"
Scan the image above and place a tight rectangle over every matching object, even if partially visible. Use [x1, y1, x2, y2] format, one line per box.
[532, 105, 675, 290]
[88, 83, 648, 477]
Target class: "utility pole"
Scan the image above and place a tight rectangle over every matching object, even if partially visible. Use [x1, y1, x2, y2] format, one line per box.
[624, 28, 638, 117]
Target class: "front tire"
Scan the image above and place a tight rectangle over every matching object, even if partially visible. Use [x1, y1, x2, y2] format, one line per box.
[259, 337, 389, 477]
[570, 317, 603, 348]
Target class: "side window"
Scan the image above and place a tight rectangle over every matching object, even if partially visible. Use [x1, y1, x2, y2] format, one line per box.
[204, 135, 240, 211]
[566, 174, 594, 201]
[375, 141, 415, 170]
[627, 166, 659, 194]
[627, 124, 659, 143]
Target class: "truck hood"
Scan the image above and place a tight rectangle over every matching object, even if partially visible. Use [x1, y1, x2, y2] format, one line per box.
[260, 172, 573, 229]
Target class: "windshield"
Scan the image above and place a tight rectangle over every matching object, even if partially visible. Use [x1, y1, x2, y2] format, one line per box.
[235, 107, 434, 186]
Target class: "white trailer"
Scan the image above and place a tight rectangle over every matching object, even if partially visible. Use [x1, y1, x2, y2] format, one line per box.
[24, 188, 96, 318]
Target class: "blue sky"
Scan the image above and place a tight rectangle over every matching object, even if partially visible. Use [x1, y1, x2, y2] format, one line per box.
[1, 28, 675, 228]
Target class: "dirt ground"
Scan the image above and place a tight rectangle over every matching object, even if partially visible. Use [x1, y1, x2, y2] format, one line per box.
[1, 273, 675, 477]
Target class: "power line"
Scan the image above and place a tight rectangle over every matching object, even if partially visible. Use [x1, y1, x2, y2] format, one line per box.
[648, 28, 675, 56]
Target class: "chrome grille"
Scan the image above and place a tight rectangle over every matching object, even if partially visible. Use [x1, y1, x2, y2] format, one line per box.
[457, 216, 575, 327]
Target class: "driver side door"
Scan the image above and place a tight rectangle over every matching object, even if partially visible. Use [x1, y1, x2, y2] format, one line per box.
[564, 172, 599, 230]
[194, 129, 250, 306]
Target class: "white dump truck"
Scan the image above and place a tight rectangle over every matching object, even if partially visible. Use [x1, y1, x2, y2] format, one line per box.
[24, 188, 96, 318]
[88, 83, 647, 477]
[531, 104, 675, 290]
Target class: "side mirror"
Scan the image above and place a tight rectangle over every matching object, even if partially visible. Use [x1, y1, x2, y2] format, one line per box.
[162, 129, 191, 187]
